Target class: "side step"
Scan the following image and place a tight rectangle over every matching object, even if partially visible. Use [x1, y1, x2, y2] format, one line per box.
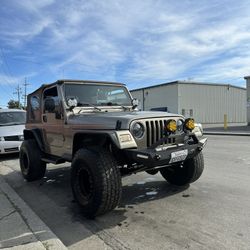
[42, 155, 66, 164]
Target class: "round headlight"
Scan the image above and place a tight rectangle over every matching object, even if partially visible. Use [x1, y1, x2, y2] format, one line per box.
[177, 119, 184, 131]
[131, 122, 144, 138]
[185, 118, 195, 130]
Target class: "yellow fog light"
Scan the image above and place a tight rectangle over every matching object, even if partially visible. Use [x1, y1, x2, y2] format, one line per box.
[185, 118, 195, 130]
[166, 120, 177, 133]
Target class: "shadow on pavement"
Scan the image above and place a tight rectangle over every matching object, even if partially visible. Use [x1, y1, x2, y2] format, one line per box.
[120, 180, 188, 207]
[2, 164, 188, 248]
[0, 153, 19, 162]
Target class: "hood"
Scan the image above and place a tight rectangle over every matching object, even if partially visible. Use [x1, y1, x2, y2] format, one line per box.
[0, 124, 25, 137]
[68, 110, 183, 130]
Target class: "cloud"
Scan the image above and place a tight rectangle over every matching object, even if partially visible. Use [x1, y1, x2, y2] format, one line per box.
[0, 0, 250, 92]
[0, 74, 19, 86]
[16, 0, 55, 12]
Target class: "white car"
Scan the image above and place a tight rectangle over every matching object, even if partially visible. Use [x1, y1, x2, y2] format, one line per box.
[0, 109, 26, 154]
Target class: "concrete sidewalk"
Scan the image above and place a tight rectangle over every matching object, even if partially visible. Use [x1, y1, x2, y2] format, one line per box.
[0, 174, 67, 250]
[203, 123, 250, 136]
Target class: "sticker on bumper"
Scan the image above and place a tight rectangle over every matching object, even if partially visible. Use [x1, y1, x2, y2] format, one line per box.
[169, 149, 188, 163]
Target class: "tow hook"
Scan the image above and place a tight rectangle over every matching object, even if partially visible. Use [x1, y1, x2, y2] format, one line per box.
[154, 154, 161, 160]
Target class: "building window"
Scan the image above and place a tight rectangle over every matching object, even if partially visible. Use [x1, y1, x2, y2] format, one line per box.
[190, 109, 193, 117]
[182, 109, 185, 116]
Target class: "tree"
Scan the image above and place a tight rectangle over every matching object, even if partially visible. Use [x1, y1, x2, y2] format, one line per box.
[7, 99, 22, 109]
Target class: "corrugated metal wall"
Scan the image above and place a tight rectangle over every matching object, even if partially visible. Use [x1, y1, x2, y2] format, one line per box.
[245, 78, 250, 125]
[130, 82, 246, 123]
[131, 84, 178, 113]
[178, 83, 246, 123]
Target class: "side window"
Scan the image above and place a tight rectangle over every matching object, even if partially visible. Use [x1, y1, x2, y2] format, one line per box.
[43, 87, 59, 113]
[43, 86, 62, 120]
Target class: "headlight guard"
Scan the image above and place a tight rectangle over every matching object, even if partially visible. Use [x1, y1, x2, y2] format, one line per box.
[131, 122, 145, 139]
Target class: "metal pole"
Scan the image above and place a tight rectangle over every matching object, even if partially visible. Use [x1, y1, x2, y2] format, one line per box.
[224, 114, 228, 130]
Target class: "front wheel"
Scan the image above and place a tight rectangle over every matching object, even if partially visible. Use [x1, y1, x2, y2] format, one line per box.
[71, 148, 122, 218]
[160, 151, 204, 186]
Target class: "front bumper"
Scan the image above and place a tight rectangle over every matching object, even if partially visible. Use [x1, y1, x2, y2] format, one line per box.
[0, 141, 22, 154]
[124, 137, 207, 168]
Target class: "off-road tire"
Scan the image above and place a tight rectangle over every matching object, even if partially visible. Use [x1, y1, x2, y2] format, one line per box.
[19, 139, 46, 181]
[71, 148, 122, 218]
[160, 151, 204, 186]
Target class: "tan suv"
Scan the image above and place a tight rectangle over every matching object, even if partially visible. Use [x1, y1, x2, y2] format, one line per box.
[19, 80, 207, 218]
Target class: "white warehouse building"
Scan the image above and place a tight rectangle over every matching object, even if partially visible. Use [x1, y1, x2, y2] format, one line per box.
[130, 81, 246, 124]
[244, 76, 250, 125]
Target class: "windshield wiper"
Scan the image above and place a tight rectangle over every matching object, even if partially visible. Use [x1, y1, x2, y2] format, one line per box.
[102, 102, 130, 111]
[77, 102, 102, 113]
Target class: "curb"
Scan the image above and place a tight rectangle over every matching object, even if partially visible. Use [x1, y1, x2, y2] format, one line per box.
[0, 174, 67, 250]
[204, 132, 250, 136]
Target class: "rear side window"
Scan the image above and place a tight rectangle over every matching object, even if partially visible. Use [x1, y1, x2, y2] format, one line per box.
[28, 95, 41, 122]
[31, 96, 40, 110]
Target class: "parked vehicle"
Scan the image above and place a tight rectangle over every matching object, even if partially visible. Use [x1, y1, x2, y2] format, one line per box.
[0, 109, 26, 154]
[19, 80, 207, 217]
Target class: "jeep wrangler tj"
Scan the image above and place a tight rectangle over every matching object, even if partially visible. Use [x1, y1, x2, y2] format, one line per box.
[19, 80, 207, 217]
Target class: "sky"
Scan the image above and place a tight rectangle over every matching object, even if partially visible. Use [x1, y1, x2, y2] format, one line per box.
[0, 0, 250, 107]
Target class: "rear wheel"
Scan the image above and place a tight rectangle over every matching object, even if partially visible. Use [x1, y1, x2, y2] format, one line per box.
[71, 148, 122, 218]
[160, 151, 204, 186]
[19, 139, 46, 181]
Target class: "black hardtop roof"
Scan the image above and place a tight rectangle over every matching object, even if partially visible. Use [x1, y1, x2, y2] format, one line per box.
[28, 79, 125, 96]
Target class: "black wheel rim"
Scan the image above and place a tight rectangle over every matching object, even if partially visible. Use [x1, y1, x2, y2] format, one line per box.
[77, 166, 94, 201]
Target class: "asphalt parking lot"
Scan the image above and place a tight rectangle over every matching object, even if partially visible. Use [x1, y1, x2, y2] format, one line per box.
[1, 135, 250, 250]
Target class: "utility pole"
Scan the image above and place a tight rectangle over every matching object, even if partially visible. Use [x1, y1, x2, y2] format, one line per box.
[13, 84, 22, 109]
[23, 77, 30, 109]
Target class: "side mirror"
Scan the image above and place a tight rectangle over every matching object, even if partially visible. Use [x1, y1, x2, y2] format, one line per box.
[44, 97, 55, 112]
[67, 97, 78, 110]
[132, 98, 139, 109]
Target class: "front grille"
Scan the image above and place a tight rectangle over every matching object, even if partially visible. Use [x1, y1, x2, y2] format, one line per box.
[145, 119, 176, 147]
[4, 147, 19, 152]
[4, 136, 20, 141]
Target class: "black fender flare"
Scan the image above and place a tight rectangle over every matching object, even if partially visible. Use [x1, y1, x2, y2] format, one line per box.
[23, 129, 45, 152]
[72, 132, 119, 156]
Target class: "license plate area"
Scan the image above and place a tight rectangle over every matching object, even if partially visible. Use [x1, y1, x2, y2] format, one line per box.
[169, 149, 188, 163]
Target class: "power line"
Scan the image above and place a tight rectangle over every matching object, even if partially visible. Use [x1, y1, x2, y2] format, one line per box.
[0, 48, 16, 81]
[0, 82, 14, 100]
[0, 48, 16, 99]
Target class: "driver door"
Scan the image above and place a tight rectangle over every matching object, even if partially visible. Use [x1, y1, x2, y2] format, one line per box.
[42, 86, 64, 156]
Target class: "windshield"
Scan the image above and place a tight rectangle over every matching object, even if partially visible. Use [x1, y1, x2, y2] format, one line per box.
[64, 83, 132, 107]
[0, 112, 26, 126]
